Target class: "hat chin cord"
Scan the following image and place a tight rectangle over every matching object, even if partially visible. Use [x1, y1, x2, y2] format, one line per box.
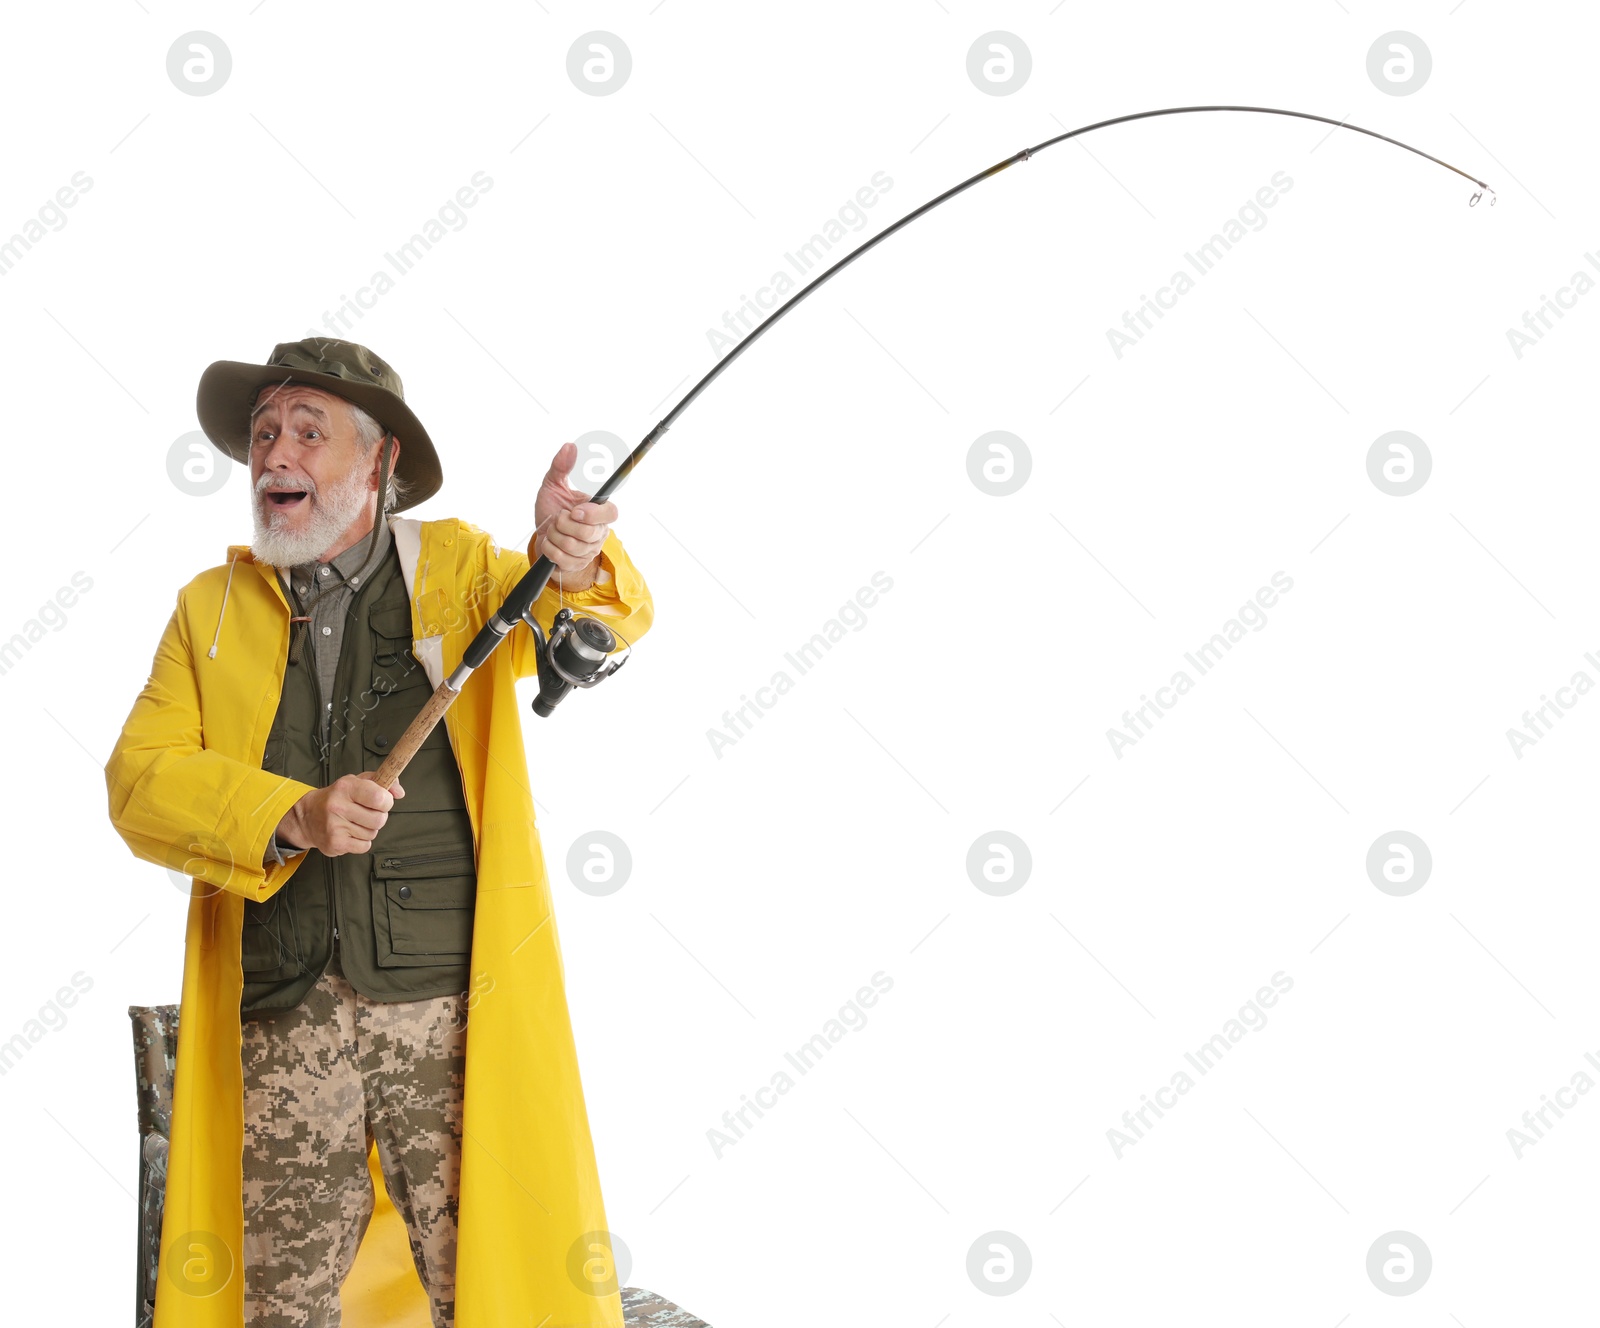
[353, 432, 394, 580]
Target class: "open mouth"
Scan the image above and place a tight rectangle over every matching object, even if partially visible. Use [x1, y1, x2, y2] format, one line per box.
[265, 489, 309, 509]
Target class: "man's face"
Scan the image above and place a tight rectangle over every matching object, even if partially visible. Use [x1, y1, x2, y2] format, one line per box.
[248, 384, 367, 537]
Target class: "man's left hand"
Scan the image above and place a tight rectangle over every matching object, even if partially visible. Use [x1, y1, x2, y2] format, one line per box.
[530, 441, 617, 591]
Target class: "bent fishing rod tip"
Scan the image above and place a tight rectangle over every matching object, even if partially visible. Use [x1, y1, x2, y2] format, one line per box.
[1469, 186, 1497, 207]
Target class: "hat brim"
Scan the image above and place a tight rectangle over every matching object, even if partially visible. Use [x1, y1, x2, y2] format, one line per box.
[196, 360, 442, 512]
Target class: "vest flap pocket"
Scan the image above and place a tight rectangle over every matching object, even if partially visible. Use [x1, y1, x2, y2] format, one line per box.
[384, 873, 474, 910]
[375, 866, 475, 962]
[370, 605, 426, 680]
[370, 605, 413, 640]
[372, 819, 477, 963]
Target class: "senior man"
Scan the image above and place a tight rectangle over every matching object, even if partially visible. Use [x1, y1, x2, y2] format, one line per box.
[106, 338, 652, 1328]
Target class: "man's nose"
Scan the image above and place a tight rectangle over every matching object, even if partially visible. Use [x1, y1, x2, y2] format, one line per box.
[256, 435, 298, 470]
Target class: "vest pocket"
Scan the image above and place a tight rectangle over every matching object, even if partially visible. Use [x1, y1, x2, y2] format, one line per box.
[361, 720, 463, 810]
[369, 607, 429, 696]
[240, 895, 305, 979]
[372, 852, 476, 967]
[261, 736, 285, 775]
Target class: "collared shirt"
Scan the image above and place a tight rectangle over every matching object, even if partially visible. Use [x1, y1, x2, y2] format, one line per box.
[280, 517, 392, 751]
[264, 519, 393, 867]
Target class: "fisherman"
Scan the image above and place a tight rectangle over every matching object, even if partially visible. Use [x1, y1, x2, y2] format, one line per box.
[105, 338, 652, 1328]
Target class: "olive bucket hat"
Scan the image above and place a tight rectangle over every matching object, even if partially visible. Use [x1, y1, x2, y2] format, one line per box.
[196, 337, 442, 511]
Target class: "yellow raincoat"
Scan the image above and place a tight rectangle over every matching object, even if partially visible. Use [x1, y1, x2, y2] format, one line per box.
[106, 515, 652, 1327]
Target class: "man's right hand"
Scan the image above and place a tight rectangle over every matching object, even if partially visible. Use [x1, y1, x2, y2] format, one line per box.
[275, 772, 405, 857]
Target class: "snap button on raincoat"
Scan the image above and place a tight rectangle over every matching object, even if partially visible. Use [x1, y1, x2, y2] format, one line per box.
[105, 515, 653, 1327]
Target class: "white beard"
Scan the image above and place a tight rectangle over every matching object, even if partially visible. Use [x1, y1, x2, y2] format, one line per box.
[250, 458, 374, 568]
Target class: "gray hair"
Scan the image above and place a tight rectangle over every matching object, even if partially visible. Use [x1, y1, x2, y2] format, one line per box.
[348, 401, 410, 513]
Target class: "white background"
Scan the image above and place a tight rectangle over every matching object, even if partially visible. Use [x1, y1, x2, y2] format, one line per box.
[1, 2, 1593, 1324]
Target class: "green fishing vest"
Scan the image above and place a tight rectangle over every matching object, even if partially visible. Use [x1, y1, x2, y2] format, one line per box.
[240, 538, 478, 1018]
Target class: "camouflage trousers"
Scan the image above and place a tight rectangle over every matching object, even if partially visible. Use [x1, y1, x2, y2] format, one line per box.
[240, 950, 466, 1328]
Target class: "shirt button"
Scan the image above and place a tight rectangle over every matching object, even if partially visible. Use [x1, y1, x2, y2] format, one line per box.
[322, 626, 332, 636]
[398, 885, 412, 900]
[443, 538, 453, 547]
[297, 586, 307, 597]
[374, 734, 391, 749]
[351, 576, 360, 586]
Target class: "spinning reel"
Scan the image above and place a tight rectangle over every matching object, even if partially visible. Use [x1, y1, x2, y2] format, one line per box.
[519, 605, 632, 718]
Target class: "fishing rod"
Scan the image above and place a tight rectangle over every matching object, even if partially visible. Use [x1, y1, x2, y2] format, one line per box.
[372, 103, 1494, 787]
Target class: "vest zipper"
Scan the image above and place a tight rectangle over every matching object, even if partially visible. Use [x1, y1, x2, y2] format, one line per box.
[306, 622, 339, 946]
[379, 849, 475, 871]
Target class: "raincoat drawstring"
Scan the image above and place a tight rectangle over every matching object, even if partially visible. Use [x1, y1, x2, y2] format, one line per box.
[207, 552, 239, 659]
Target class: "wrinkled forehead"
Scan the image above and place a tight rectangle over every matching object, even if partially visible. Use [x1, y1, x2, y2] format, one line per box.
[250, 382, 349, 424]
